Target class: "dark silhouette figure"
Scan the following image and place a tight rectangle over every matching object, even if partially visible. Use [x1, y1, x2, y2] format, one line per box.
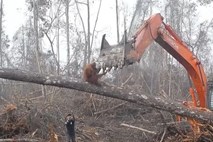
[65, 114, 76, 142]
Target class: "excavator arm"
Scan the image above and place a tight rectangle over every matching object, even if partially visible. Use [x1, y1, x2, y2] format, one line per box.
[96, 13, 207, 108]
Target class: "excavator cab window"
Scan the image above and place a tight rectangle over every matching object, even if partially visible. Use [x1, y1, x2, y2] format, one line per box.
[207, 81, 213, 110]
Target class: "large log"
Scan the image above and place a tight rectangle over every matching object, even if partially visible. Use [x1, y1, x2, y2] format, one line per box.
[0, 68, 212, 124]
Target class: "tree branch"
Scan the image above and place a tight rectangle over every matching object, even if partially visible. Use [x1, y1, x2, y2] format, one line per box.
[120, 123, 156, 134]
[0, 139, 38, 142]
[0, 68, 212, 124]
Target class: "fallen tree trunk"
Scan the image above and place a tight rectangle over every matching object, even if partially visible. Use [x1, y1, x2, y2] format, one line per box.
[0, 68, 213, 124]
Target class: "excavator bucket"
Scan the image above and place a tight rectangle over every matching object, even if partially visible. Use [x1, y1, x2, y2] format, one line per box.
[95, 34, 135, 71]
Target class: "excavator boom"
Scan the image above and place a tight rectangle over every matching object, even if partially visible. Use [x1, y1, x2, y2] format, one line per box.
[96, 13, 207, 108]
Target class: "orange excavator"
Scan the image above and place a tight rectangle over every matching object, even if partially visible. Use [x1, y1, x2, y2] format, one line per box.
[95, 13, 213, 111]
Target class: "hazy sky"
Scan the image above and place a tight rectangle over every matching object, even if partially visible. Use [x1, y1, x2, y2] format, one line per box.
[2, 0, 213, 64]
[3, 0, 213, 41]
[4, 0, 26, 40]
[3, 0, 137, 42]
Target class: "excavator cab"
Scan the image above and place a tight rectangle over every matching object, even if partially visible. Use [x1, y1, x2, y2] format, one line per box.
[207, 81, 213, 110]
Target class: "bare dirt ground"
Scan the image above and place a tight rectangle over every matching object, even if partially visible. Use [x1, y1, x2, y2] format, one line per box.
[0, 87, 213, 142]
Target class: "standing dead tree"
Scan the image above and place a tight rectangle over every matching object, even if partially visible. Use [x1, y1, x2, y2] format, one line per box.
[0, 68, 212, 124]
[0, 0, 3, 67]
